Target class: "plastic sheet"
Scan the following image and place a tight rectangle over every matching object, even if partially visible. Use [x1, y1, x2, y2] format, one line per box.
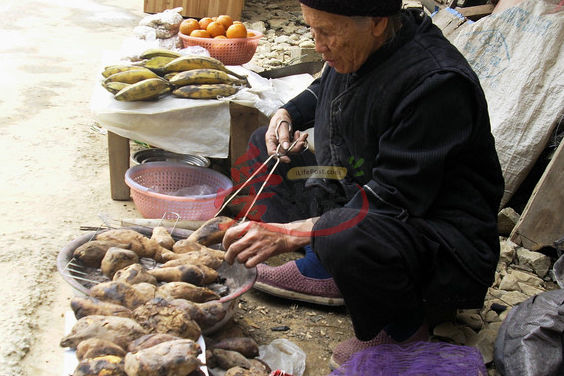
[494, 289, 564, 376]
[444, 0, 564, 207]
[257, 339, 306, 376]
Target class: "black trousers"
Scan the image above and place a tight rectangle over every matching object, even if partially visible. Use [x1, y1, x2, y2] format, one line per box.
[244, 127, 487, 341]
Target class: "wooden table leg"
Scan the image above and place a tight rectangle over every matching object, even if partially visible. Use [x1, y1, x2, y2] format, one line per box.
[107, 131, 131, 201]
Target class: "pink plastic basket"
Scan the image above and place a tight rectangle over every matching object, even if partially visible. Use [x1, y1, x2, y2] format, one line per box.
[178, 30, 262, 65]
[125, 162, 233, 220]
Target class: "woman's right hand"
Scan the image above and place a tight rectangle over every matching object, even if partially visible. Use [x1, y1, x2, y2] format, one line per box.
[266, 108, 308, 163]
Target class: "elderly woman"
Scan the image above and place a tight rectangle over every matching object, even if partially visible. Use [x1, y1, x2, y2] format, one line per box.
[223, 0, 504, 368]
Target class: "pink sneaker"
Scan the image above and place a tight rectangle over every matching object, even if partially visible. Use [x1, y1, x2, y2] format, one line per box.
[329, 323, 430, 370]
[254, 261, 345, 306]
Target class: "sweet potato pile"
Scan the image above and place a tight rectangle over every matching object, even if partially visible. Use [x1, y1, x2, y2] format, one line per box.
[60, 217, 270, 376]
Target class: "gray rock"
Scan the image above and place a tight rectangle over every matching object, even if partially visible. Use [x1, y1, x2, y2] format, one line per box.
[457, 312, 484, 331]
[499, 240, 516, 264]
[498, 207, 520, 236]
[516, 247, 552, 278]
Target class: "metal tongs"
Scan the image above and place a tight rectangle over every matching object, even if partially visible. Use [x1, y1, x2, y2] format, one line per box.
[215, 119, 308, 221]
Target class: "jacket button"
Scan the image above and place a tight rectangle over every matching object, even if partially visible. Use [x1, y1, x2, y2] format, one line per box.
[332, 135, 343, 145]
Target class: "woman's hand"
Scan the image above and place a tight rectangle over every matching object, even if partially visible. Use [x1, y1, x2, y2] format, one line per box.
[222, 219, 317, 268]
[266, 109, 309, 163]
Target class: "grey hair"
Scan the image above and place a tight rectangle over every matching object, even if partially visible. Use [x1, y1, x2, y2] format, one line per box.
[351, 14, 403, 44]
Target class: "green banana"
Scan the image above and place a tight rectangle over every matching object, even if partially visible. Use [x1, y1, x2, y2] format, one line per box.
[102, 81, 131, 95]
[169, 68, 246, 87]
[114, 78, 171, 101]
[172, 83, 240, 99]
[139, 48, 182, 60]
[101, 65, 150, 78]
[104, 69, 160, 85]
[164, 55, 247, 80]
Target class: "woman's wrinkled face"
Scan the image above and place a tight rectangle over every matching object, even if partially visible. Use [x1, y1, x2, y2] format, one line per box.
[301, 4, 387, 74]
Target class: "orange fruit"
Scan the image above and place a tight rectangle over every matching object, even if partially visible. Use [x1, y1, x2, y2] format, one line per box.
[199, 17, 214, 30]
[226, 23, 247, 38]
[216, 15, 234, 29]
[214, 35, 227, 39]
[206, 21, 226, 38]
[180, 18, 201, 36]
[247, 31, 257, 37]
[190, 29, 211, 38]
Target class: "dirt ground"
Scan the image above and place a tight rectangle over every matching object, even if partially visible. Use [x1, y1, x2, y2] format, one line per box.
[0, 0, 353, 375]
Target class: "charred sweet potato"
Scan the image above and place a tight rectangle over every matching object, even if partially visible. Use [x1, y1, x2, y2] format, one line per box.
[187, 216, 234, 246]
[75, 338, 126, 361]
[73, 355, 126, 376]
[127, 333, 182, 353]
[156, 281, 220, 303]
[124, 339, 202, 376]
[73, 240, 128, 268]
[212, 348, 251, 370]
[169, 299, 226, 329]
[70, 296, 132, 320]
[96, 229, 167, 259]
[113, 263, 157, 285]
[131, 282, 158, 302]
[60, 315, 147, 349]
[172, 239, 207, 254]
[148, 264, 205, 285]
[211, 337, 259, 358]
[90, 281, 153, 310]
[161, 250, 223, 269]
[151, 226, 175, 250]
[101, 247, 139, 279]
[132, 298, 202, 341]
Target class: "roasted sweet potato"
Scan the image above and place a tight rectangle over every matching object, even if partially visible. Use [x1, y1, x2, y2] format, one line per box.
[73, 240, 128, 268]
[212, 348, 251, 370]
[90, 281, 153, 310]
[101, 247, 139, 279]
[124, 339, 201, 376]
[131, 282, 158, 301]
[172, 239, 207, 254]
[133, 298, 202, 341]
[96, 229, 167, 259]
[224, 361, 271, 376]
[148, 264, 205, 285]
[73, 355, 126, 376]
[127, 333, 182, 353]
[169, 299, 226, 329]
[187, 216, 234, 246]
[211, 337, 259, 358]
[75, 338, 126, 361]
[60, 315, 147, 349]
[161, 250, 223, 269]
[156, 281, 220, 303]
[70, 296, 132, 319]
[113, 263, 157, 285]
[151, 226, 175, 250]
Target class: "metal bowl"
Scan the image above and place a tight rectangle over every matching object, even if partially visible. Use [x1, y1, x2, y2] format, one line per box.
[57, 228, 256, 334]
[132, 148, 211, 168]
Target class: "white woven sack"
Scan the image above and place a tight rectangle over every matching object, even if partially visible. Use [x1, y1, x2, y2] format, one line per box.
[446, 0, 564, 207]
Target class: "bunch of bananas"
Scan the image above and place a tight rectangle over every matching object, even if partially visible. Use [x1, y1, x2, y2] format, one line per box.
[101, 48, 249, 101]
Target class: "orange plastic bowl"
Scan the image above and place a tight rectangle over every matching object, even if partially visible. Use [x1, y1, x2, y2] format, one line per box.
[178, 30, 263, 65]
